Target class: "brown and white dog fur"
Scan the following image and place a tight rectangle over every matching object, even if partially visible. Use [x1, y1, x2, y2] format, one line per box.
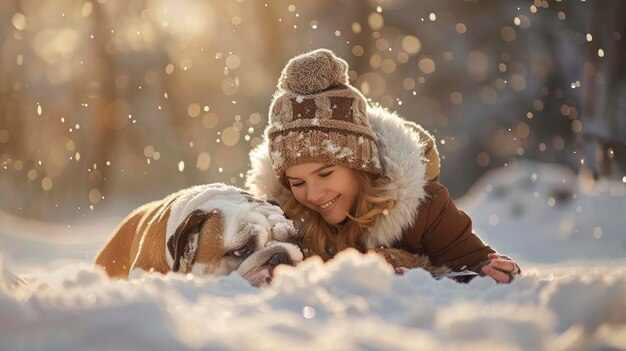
[94, 183, 303, 287]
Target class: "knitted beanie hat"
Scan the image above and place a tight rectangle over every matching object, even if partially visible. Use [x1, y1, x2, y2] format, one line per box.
[267, 49, 383, 187]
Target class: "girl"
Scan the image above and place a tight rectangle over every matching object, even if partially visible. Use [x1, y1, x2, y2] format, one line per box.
[246, 49, 520, 283]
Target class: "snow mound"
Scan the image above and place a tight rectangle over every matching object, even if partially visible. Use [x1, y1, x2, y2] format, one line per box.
[458, 160, 626, 262]
[2, 251, 626, 351]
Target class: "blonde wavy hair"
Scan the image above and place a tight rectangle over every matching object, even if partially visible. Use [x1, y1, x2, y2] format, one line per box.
[283, 170, 396, 261]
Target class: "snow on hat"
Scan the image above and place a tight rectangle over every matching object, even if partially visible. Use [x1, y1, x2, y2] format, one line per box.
[266, 49, 383, 187]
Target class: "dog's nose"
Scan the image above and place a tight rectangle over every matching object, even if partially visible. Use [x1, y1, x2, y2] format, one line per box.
[268, 252, 294, 276]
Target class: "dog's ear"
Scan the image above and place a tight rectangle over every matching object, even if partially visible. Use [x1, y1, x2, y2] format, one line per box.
[167, 209, 210, 272]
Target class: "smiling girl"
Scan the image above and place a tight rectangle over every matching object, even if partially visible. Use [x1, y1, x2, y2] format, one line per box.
[246, 49, 520, 283]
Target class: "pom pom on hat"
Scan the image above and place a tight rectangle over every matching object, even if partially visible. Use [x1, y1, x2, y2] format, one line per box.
[278, 49, 349, 95]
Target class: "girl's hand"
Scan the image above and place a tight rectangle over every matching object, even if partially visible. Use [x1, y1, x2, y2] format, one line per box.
[481, 253, 521, 284]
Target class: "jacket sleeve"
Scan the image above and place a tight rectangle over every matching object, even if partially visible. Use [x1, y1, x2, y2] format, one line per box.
[415, 183, 495, 270]
[403, 121, 440, 182]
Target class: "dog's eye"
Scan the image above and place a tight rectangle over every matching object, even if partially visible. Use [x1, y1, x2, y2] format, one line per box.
[232, 245, 251, 257]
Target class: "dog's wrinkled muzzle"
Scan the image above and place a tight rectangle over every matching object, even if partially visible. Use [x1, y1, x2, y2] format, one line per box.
[237, 242, 302, 287]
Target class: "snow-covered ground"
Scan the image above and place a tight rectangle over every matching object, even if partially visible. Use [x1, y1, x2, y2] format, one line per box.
[1, 160, 626, 351]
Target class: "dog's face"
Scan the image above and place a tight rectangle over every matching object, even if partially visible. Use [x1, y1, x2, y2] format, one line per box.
[164, 185, 302, 286]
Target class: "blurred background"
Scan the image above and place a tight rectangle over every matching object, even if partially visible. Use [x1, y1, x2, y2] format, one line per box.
[1, 0, 624, 223]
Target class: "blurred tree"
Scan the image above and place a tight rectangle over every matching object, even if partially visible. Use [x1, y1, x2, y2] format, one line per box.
[89, 0, 117, 194]
[581, 0, 626, 178]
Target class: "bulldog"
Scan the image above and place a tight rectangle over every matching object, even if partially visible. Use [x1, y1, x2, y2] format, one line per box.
[94, 183, 303, 286]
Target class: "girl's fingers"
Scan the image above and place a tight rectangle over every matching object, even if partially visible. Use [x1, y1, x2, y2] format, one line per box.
[488, 254, 520, 275]
[482, 265, 511, 283]
[490, 259, 516, 273]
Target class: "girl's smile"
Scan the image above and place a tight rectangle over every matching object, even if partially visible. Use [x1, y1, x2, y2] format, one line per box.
[318, 195, 339, 209]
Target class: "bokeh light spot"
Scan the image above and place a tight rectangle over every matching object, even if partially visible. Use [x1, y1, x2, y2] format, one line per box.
[187, 103, 201, 118]
[89, 188, 102, 204]
[222, 127, 240, 146]
[500, 26, 516, 42]
[368, 13, 384, 30]
[12, 13, 27, 31]
[196, 152, 211, 171]
[476, 152, 490, 167]
[226, 55, 241, 69]
[401, 36, 421, 54]
[450, 92, 463, 105]
[42, 177, 53, 191]
[418, 58, 435, 74]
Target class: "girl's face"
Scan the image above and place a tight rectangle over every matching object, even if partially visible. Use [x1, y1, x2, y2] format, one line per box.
[285, 163, 361, 224]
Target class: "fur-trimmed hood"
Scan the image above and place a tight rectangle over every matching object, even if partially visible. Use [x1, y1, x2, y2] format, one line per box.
[245, 105, 430, 249]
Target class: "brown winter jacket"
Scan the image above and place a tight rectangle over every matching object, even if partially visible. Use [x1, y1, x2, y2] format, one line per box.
[385, 182, 495, 271]
[375, 117, 495, 270]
